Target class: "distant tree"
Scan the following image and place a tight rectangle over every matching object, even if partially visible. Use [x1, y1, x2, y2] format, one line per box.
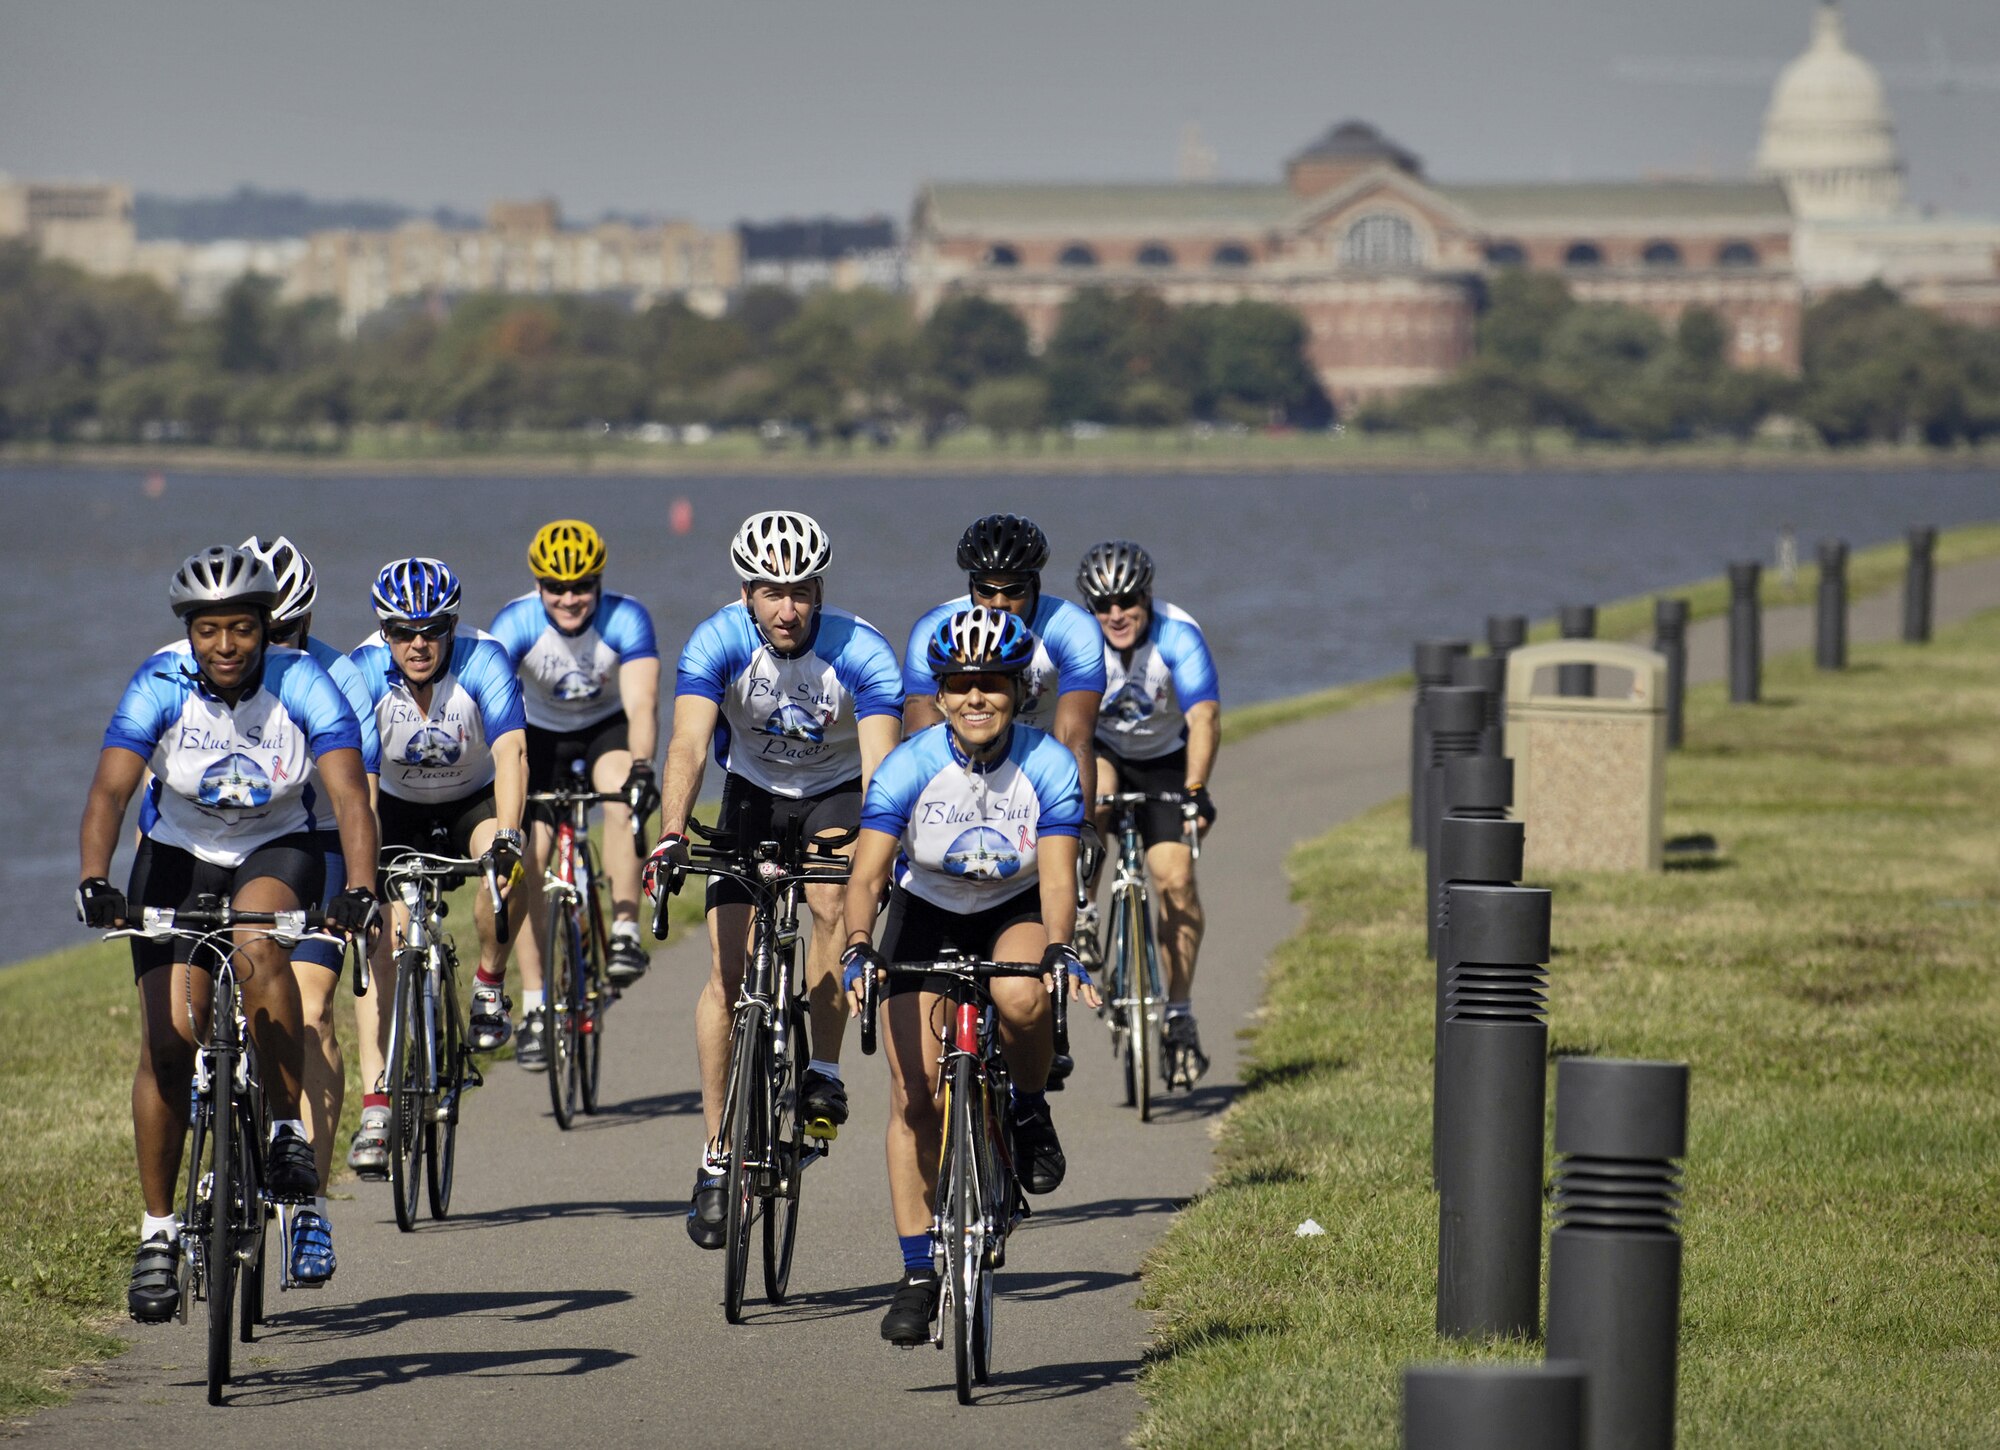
[733, 286, 802, 354]
[1200, 301, 1321, 422]
[968, 375, 1049, 447]
[214, 275, 281, 374]
[916, 295, 1032, 395]
[1477, 270, 1574, 369]
[1121, 378, 1189, 440]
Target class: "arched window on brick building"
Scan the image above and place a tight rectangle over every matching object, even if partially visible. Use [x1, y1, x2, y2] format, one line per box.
[1642, 240, 1683, 267]
[1484, 240, 1526, 267]
[1057, 243, 1098, 268]
[1135, 242, 1176, 268]
[984, 243, 1019, 267]
[1564, 241, 1603, 268]
[1212, 242, 1253, 266]
[1341, 213, 1421, 269]
[1716, 240, 1760, 267]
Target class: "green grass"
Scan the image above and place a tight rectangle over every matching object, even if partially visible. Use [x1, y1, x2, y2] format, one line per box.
[0, 859, 705, 1415]
[1135, 612, 2000, 1446]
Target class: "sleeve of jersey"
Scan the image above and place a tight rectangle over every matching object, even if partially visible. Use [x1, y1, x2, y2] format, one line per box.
[1026, 739, 1085, 836]
[604, 596, 660, 664]
[901, 605, 949, 699]
[674, 614, 737, 704]
[486, 598, 539, 665]
[859, 741, 930, 838]
[101, 657, 178, 758]
[465, 641, 528, 738]
[1050, 604, 1109, 694]
[1162, 618, 1221, 707]
[327, 656, 383, 775]
[845, 625, 907, 721]
[280, 658, 364, 759]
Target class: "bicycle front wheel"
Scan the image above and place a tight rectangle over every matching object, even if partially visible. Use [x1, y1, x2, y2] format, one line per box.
[944, 1053, 986, 1405]
[579, 864, 606, 1114]
[205, 1049, 239, 1404]
[427, 957, 462, 1219]
[238, 1098, 267, 1343]
[762, 998, 806, 1303]
[546, 908, 583, 1129]
[387, 950, 427, 1232]
[1124, 886, 1155, 1124]
[721, 1004, 764, 1323]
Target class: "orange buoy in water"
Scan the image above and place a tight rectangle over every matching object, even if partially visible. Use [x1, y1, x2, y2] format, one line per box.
[142, 472, 167, 498]
[670, 497, 693, 536]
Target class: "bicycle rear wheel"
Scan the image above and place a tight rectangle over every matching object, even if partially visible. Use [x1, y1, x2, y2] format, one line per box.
[944, 1054, 985, 1405]
[388, 951, 427, 1232]
[546, 909, 583, 1128]
[205, 1047, 239, 1405]
[762, 998, 806, 1303]
[721, 1004, 764, 1323]
[427, 957, 463, 1219]
[1125, 887, 1154, 1123]
[579, 884, 606, 1114]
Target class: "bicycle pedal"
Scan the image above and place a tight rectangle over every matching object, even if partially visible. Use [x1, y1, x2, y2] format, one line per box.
[803, 1117, 839, 1141]
[463, 1062, 485, 1090]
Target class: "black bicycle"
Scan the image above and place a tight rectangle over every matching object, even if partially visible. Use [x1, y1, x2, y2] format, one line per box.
[1096, 790, 1202, 1119]
[105, 897, 365, 1404]
[860, 954, 1069, 1404]
[656, 815, 854, 1322]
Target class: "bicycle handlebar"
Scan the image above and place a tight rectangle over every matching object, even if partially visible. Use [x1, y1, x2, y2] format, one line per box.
[1095, 789, 1203, 862]
[380, 848, 512, 946]
[858, 958, 1067, 1059]
[526, 784, 650, 852]
[103, 905, 373, 998]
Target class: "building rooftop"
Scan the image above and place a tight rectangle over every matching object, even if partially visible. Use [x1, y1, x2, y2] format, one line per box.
[1291, 119, 1423, 175]
[1433, 179, 1794, 226]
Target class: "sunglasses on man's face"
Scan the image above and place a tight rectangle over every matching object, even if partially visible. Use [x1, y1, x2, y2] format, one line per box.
[386, 620, 453, 643]
[1090, 592, 1146, 613]
[970, 576, 1034, 601]
[540, 577, 601, 598]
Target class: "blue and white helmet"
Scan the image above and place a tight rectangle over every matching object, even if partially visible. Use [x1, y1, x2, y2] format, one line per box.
[924, 606, 1037, 677]
[372, 557, 462, 622]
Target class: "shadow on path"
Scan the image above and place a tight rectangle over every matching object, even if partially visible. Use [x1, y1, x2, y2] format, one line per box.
[738, 1279, 887, 1326]
[909, 1355, 1139, 1405]
[416, 1198, 685, 1231]
[570, 1087, 703, 1127]
[1021, 1196, 1189, 1229]
[275, 1287, 634, 1342]
[220, 1345, 637, 1405]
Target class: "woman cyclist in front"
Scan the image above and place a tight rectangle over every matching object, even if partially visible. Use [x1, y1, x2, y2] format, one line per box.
[840, 607, 1095, 1347]
[76, 545, 379, 1322]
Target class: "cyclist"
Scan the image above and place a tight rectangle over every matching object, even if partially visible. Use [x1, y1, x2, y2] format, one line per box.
[237, 535, 382, 1273]
[490, 520, 661, 1027]
[839, 607, 1095, 1346]
[349, 559, 528, 1123]
[1077, 540, 1220, 1079]
[77, 545, 379, 1322]
[645, 510, 902, 1250]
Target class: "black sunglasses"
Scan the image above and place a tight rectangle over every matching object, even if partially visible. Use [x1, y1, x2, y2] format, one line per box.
[970, 576, 1034, 601]
[386, 619, 453, 643]
[940, 670, 1017, 695]
[265, 620, 304, 645]
[1089, 592, 1147, 613]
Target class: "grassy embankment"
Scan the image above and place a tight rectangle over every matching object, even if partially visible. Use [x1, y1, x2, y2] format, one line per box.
[0, 857, 706, 1416]
[1136, 605, 2000, 1444]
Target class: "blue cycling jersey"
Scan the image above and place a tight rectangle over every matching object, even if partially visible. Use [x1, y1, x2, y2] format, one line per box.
[105, 642, 363, 867]
[676, 603, 903, 798]
[903, 593, 1108, 733]
[1096, 602, 1221, 762]
[349, 629, 527, 803]
[861, 724, 1083, 914]
[488, 589, 659, 733]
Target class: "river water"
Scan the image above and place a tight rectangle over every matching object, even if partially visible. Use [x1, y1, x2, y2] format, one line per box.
[4, 465, 1993, 964]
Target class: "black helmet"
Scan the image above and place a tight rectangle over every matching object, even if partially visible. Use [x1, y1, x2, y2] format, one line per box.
[956, 514, 1049, 574]
[1077, 540, 1154, 602]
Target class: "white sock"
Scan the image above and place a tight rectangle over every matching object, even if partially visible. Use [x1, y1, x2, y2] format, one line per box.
[270, 1118, 306, 1142]
[808, 1059, 842, 1083]
[141, 1212, 179, 1243]
[521, 988, 546, 1013]
[611, 919, 641, 942]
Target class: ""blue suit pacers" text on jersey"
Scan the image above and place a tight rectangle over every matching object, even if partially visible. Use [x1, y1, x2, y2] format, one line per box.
[488, 589, 659, 733]
[349, 630, 527, 803]
[1095, 602, 1220, 762]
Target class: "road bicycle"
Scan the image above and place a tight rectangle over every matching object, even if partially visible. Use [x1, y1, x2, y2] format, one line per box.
[379, 845, 504, 1230]
[1096, 790, 1202, 1121]
[860, 952, 1069, 1404]
[104, 897, 364, 1405]
[529, 758, 643, 1129]
[656, 814, 853, 1322]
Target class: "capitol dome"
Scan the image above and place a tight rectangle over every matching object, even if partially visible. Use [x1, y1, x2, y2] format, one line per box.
[1755, 3, 1904, 219]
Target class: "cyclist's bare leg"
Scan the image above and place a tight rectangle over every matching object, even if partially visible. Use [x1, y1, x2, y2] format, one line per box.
[294, 961, 343, 1190]
[1089, 757, 1121, 866]
[883, 989, 946, 1236]
[231, 874, 307, 1122]
[353, 900, 404, 1100]
[511, 818, 552, 997]
[803, 878, 848, 1064]
[695, 903, 751, 1144]
[991, 919, 1054, 1092]
[464, 817, 517, 979]
[1147, 840, 1203, 1002]
[590, 750, 641, 926]
[133, 963, 210, 1217]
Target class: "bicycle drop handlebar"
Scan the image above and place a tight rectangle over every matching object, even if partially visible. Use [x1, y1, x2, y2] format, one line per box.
[104, 903, 373, 998]
[858, 958, 1068, 1060]
[1096, 788, 1203, 861]
[648, 816, 859, 940]
[379, 847, 512, 946]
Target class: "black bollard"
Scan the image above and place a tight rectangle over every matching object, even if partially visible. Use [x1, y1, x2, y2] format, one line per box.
[1431, 809, 1522, 1185]
[1451, 653, 1507, 755]
[1403, 1362, 1586, 1450]
[1653, 598, 1689, 750]
[1424, 687, 1490, 863]
[1486, 614, 1528, 665]
[1411, 640, 1472, 847]
[1727, 562, 1761, 704]
[1547, 1057, 1690, 1450]
[1903, 525, 1936, 644]
[1436, 882, 1551, 1339]
[1430, 754, 1512, 955]
[1815, 539, 1848, 671]
[1557, 604, 1597, 697]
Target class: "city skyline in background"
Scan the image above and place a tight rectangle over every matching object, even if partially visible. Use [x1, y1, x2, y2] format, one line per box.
[4, 0, 1998, 225]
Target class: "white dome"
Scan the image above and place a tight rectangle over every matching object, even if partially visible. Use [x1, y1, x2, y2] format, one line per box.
[1756, 4, 1904, 219]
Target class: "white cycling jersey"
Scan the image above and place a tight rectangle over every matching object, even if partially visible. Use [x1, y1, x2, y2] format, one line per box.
[488, 589, 658, 733]
[349, 630, 526, 802]
[1095, 602, 1221, 763]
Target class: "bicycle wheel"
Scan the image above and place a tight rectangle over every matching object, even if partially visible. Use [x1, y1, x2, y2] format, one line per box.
[721, 1004, 764, 1323]
[178, 1100, 208, 1327]
[238, 1106, 266, 1343]
[387, 950, 427, 1233]
[762, 998, 806, 1303]
[972, 1081, 1006, 1384]
[944, 1054, 984, 1405]
[1125, 887, 1154, 1124]
[427, 956, 462, 1220]
[578, 871, 606, 1115]
[546, 908, 582, 1129]
[1106, 889, 1135, 1102]
[205, 1046, 239, 1404]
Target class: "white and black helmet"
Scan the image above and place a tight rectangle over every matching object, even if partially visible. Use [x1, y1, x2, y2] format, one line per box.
[168, 545, 280, 619]
[1077, 540, 1154, 602]
[731, 510, 831, 584]
[239, 534, 318, 625]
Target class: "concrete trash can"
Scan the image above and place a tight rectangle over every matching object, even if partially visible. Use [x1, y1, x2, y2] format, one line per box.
[1503, 641, 1667, 873]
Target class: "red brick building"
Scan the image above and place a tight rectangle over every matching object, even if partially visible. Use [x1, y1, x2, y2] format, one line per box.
[909, 121, 1801, 413]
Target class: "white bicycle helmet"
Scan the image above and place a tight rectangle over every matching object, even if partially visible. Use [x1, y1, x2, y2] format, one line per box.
[240, 534, 318, 625]
[730, 510, 831, 584]
[169, 545, 280, 619]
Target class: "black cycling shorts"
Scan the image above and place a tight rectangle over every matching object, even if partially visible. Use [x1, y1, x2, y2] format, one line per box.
[705, 774, 862, 911]
[1099, 742, 1194, 849]
[294, 830, 349, 972]
[878, 884, 1044, 998]
[125, 833, 327, 981]
[376, 785, 497, 861]
[526, 716, 630, 808]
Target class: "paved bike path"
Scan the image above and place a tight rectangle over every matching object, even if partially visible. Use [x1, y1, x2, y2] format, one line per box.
[23, 556, 2000, 1448]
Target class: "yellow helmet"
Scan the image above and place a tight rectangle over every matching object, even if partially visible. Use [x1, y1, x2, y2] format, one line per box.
[527, 519, 607, 583]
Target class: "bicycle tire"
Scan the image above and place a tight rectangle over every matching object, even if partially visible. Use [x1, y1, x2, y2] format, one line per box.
[721, 1004, 763, 1324]
[387, 950, 426, 1233]
[1106, 891, 1135, 1104]
[762, 997, 806, 1303]
[972, 1078, 1004, 1384]
[178, 1102, 207, 1327]
[427, 955, 462, 1219]
[578, 866, 606, 1114]
[238, 1141, 266, 1343]
[546, 908, 582, 1129]
[205, 1043, 238, 1404]
[1126, 886, 1154, 1124]
[945, 1053, 983, 1405]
